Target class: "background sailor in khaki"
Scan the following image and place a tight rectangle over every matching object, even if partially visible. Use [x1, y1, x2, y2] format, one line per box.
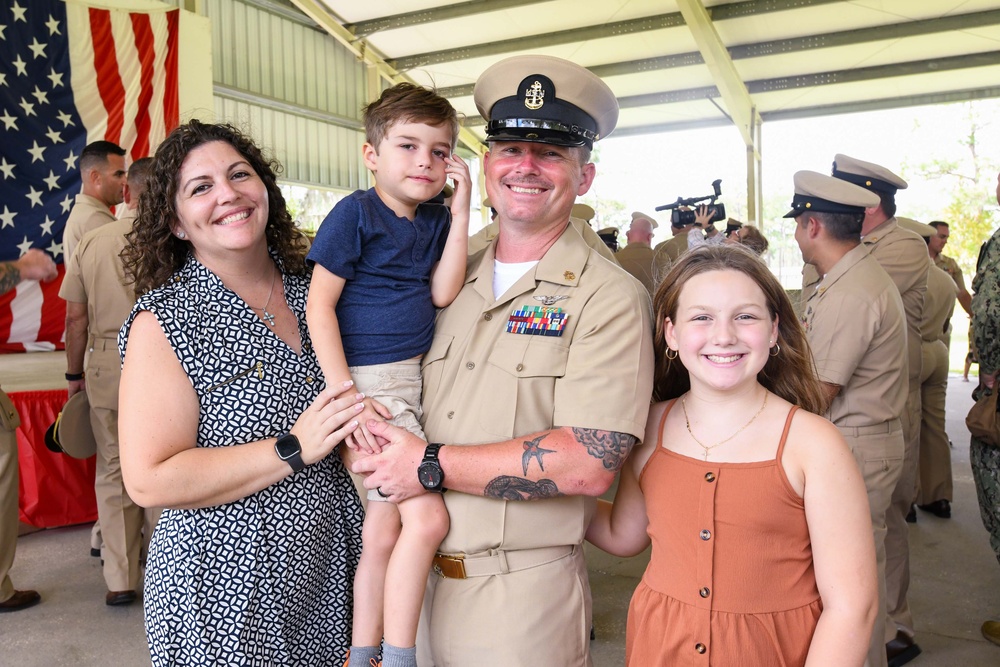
[790, 170, 904, 667]
[928, 220, 973, 346]
[59, 158, 157, 606]
[62, 141, 126, 261]
[832, 154, 927, 664]
[353, 55, 654, 666]
[896, 218, 957, 519]
[614, 211, 658, 295]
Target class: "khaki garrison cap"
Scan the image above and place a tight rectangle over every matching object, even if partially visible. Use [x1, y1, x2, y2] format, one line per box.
[896, 217, 936, 238]
[783, 170, 880, 218]
[832, 153, 908, 195]
[571, 203, 596, 222]
[631, 211, 659, 230]
[474, 55, 619, 148]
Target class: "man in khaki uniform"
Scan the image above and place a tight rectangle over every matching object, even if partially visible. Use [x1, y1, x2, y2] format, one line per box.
[928, 221, 972, 321]
[896, 219, 957, 519]
[354, 55, 654, 666]
[0, 250, 58, 613]
[62, 141, 126, 261]
[615, 211, 658, 294]
[59, 158, 154, 606]
[790, 170, 905, 667]
[832, 154, 927, 666]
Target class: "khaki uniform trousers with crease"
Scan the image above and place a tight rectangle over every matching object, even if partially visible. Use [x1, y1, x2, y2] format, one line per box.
[918, 340, 952, 505]
[885, 380, 920, 642]
[0, 389, 21, 603]
[88, 342, 148, 592]
[839, 421, 904, 667]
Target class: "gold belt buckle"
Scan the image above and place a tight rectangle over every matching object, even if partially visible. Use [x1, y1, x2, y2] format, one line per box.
[432, 554, 467, 579]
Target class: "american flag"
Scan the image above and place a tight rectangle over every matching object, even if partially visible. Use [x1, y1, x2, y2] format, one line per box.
[0, 0, 178, 352]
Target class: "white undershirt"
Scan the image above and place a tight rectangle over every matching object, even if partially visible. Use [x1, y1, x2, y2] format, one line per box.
[493, 259, 538, 300]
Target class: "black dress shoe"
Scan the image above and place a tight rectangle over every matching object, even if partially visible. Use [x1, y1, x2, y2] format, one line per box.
[0, 589, 41, 613]
[887, 630, 922, 667]
[917, 499, 951, 518]
[105, 590, 137, 606]
[905, 504, 917, 523]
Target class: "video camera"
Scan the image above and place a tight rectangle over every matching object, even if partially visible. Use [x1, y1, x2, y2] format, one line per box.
[655, 179, 727, 228]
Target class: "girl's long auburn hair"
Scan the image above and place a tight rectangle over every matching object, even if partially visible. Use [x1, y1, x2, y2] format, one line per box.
[652, 244, 828, 415]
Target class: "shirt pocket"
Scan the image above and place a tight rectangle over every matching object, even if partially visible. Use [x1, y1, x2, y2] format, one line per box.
[421, 333, 453, 398]
[480, 337, 570, 437]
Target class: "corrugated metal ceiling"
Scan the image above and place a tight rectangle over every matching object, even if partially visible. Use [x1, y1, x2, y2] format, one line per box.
[294, 0, 1000, 143]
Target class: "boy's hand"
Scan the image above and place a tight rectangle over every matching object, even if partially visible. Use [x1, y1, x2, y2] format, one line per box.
[344, 396, 393, 454]
[445, 154, 472, 219]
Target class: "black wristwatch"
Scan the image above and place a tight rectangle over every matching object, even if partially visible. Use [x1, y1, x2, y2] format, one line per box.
[417, 442, 446, 493]
[274, 433, 305, 473]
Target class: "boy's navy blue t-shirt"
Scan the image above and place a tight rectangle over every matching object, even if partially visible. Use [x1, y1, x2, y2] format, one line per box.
[307, 188, 451, 366]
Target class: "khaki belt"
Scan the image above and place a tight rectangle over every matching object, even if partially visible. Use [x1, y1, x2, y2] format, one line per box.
[87, 336, 118, 351]
[432, 545, 574, 579]
[837, 418, 902, 437]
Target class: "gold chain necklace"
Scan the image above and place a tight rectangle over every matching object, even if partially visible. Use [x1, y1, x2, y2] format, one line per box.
[682, 391, 768, 461]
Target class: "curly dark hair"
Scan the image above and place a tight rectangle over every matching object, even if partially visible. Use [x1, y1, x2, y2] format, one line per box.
[651, 244, 828, 416]
[122, 120, 308, 298]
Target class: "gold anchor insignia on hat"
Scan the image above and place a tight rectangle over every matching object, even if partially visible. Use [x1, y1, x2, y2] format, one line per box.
[534, 295, 569, 306]
[524, 80, 545, 110]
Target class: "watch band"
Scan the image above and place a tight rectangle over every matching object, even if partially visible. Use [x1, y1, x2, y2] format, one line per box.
[274, 433, 305, 473]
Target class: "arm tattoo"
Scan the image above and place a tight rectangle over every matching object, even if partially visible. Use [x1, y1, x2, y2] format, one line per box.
[521, 434, 556, 475]
[484, 475, 560, 500]
[0, 264, 20, 296]
[571, 428, 637, 472]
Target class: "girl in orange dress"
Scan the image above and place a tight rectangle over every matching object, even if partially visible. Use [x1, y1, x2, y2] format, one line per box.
[587, 245, 877, 666]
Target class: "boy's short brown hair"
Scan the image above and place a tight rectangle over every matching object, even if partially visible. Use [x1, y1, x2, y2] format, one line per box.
[363, 82, 460, 152]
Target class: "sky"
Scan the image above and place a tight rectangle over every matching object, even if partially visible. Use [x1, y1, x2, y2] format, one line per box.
[587, 98, 1000, 248]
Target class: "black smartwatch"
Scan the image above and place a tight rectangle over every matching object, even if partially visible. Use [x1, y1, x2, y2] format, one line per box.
[417, 442, 446, 493]
[274, 433, 305, 473]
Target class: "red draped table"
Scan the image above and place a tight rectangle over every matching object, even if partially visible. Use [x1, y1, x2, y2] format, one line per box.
[10, 389, 98, 528]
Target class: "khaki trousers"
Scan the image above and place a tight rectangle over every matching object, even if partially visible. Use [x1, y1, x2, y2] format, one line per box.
[839, 422, 903, 667]
[918, 340, 952, 504]
[0, 390, 20, 603]
[884, 385, 921, 642]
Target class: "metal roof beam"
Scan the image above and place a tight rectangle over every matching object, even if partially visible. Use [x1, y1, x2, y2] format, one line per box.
[346, 0, 548, 37]
[390, 0, 839, 70]
[435, 8, 1000, 99]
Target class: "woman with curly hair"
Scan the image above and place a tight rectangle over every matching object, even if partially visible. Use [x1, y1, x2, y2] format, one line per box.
[118, 120, 365, 665]
[587, 245, 877, 666]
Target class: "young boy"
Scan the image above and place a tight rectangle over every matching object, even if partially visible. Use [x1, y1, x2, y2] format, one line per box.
[306, 83, 470, 667]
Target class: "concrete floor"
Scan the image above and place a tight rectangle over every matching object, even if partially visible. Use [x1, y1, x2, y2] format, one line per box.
[2, 374, 999, 665]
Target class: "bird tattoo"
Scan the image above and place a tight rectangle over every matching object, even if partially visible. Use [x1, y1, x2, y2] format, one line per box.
[522, 434, 556, 475]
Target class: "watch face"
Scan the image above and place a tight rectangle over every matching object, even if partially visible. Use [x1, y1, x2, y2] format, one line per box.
[418, 462, 443, 490]
[275, 435, 300, 459]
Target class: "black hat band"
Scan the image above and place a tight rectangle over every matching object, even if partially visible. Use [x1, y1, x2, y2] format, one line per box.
[831, 166, 897, 195]
[783, 193, 867, 218]
[485, 117, 598, 145]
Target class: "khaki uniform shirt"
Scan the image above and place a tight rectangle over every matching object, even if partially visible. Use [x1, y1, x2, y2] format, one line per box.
[862, 218, 928, 386]
[935, 253, 966, 293]
[652, 233, 687, 265]
[920, 262, 957, 344]
[63, 194, 115, 262]
[614, 241, 657, 295]
[425, 224, 654, 553]
[467, 217, 619, 265]
[59, 217, 135, 411]
[802, 244, 907, 426]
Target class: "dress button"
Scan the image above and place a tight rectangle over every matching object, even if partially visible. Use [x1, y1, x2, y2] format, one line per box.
[447, 411, 454, 419]
[695, 643, 706, 654]
[305, 376, 314, 384]
[484, 313, 492, 321]
[466, 362, 475, 370]
[704, 472, 716, 482]
[700, 529, 711, 540]
[515, 363, 523, 371]
[699, 587, 710, 598]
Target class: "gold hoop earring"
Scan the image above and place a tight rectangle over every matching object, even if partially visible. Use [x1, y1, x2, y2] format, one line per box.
[666, 348, 678, 360]
[770, 343, 780, 357]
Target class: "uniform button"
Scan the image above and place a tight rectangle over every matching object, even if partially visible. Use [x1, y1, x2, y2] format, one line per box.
[447, 411, 454, 419]
[305, 376, 314, 384]
[704, 472, 716, 482]
[695, 643, 706, 654]
[700, 529, 711, 540]
[515, 363, 523, 371]
[466, 362, 475, 370]
[699, 587, 710, 598]
[484, 313, 492, 321]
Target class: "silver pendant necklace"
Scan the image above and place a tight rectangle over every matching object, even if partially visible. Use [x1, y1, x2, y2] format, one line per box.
[251, 269, 277, 326]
